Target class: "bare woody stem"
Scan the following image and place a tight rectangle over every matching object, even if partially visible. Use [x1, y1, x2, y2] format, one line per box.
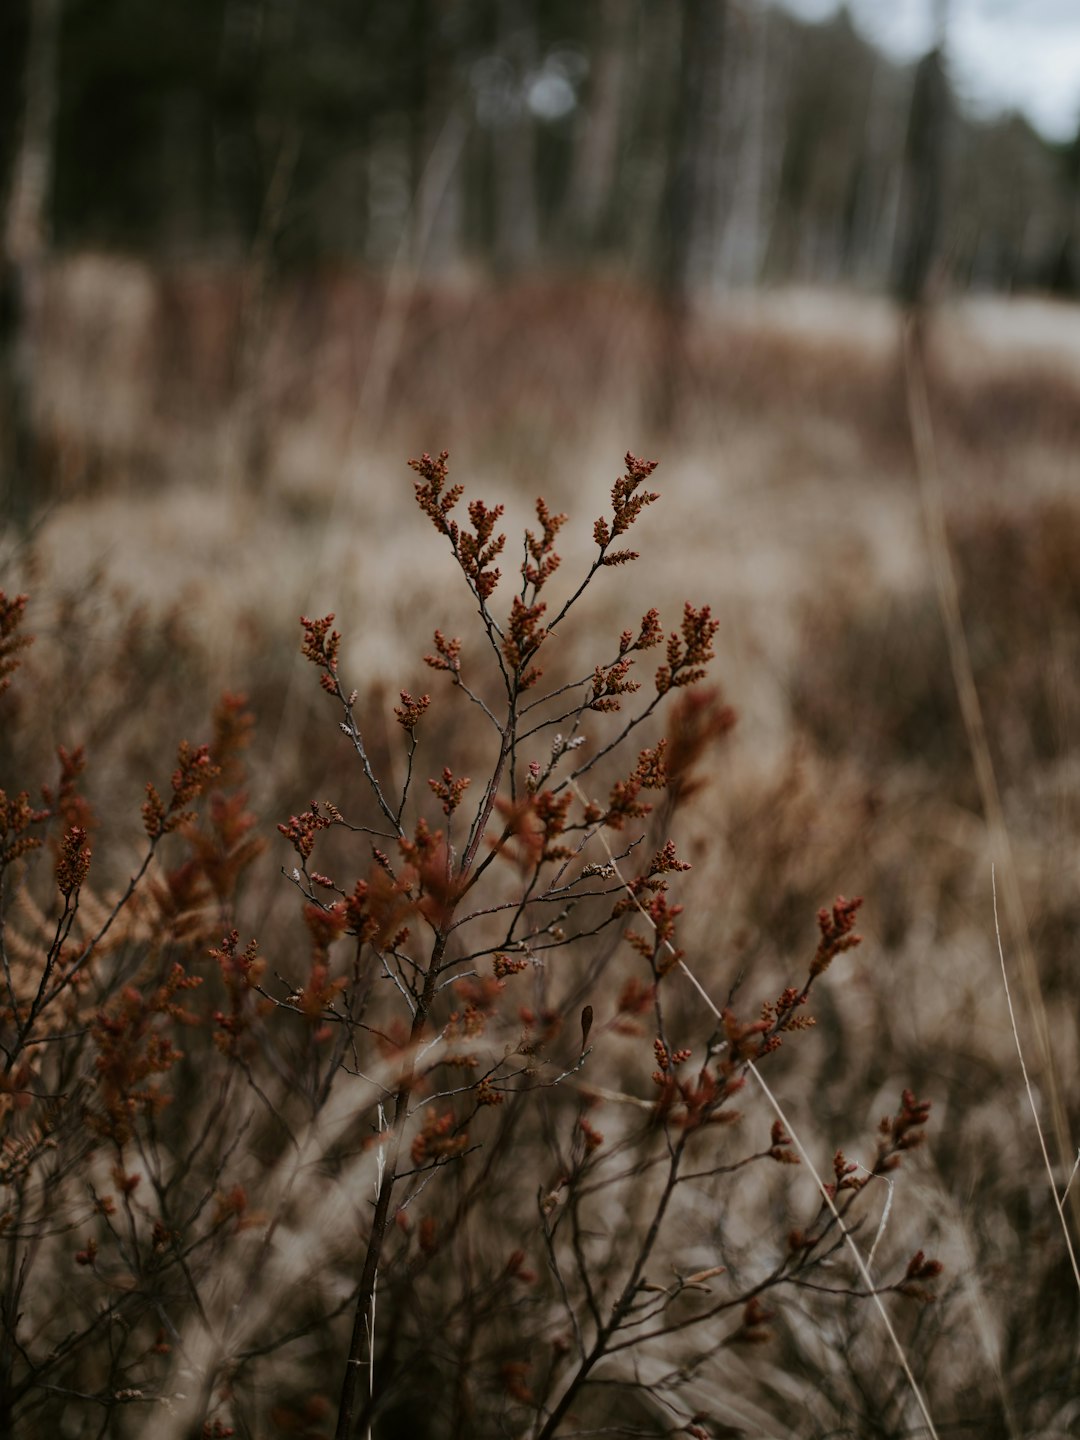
[533, 1138, 687, 1440]
[6, 840, 160, 1071]
[334, 930, 447, 1440]
[337, 699, 514, 1436]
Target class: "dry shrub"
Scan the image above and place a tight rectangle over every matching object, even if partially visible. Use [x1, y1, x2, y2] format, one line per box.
[0, 456, 955, 1440]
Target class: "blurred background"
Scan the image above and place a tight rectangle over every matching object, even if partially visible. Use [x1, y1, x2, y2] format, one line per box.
[2, 0, 1080, 523]
[5, 0, 1080, 285]
[2, 0, 1078, 757]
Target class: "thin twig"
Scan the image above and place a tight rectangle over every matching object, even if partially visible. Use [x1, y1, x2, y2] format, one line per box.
[992, 865, 1080, 1297]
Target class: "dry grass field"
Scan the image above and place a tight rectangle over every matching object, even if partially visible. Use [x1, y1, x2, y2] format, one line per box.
[1, 257, 1079, 1438]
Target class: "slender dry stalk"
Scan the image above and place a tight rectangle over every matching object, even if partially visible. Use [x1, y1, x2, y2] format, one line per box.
[992, 866, 1080, 1299]
[902, 316, 1078, 1231]
[368, 1100, 387, 1440]
[744, 1064, 941, 1439]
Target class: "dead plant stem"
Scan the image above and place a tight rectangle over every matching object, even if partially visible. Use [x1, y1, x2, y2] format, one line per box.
[992, 867, 1080, 1299]
[902, 317, 1078, 1234]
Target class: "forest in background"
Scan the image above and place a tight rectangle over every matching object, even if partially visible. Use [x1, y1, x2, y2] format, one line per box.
[2, 0, 1080, 298]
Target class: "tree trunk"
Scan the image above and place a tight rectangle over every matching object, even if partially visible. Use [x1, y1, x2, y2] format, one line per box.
[560, 0, 631, 253]
[409, 0, 464, 274]
[649, 0, 725, 433]
[719, 3, 775, 288]
[895, 44, 949, 308]
[1, 0, 61, 530]
[492, 0, 539, 274]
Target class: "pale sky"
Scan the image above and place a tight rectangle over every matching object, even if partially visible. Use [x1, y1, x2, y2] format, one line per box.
[776, 0, 1080, 142]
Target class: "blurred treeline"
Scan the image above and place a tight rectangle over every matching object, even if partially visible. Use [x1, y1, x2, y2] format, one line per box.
[3, 0, 1080, 297]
